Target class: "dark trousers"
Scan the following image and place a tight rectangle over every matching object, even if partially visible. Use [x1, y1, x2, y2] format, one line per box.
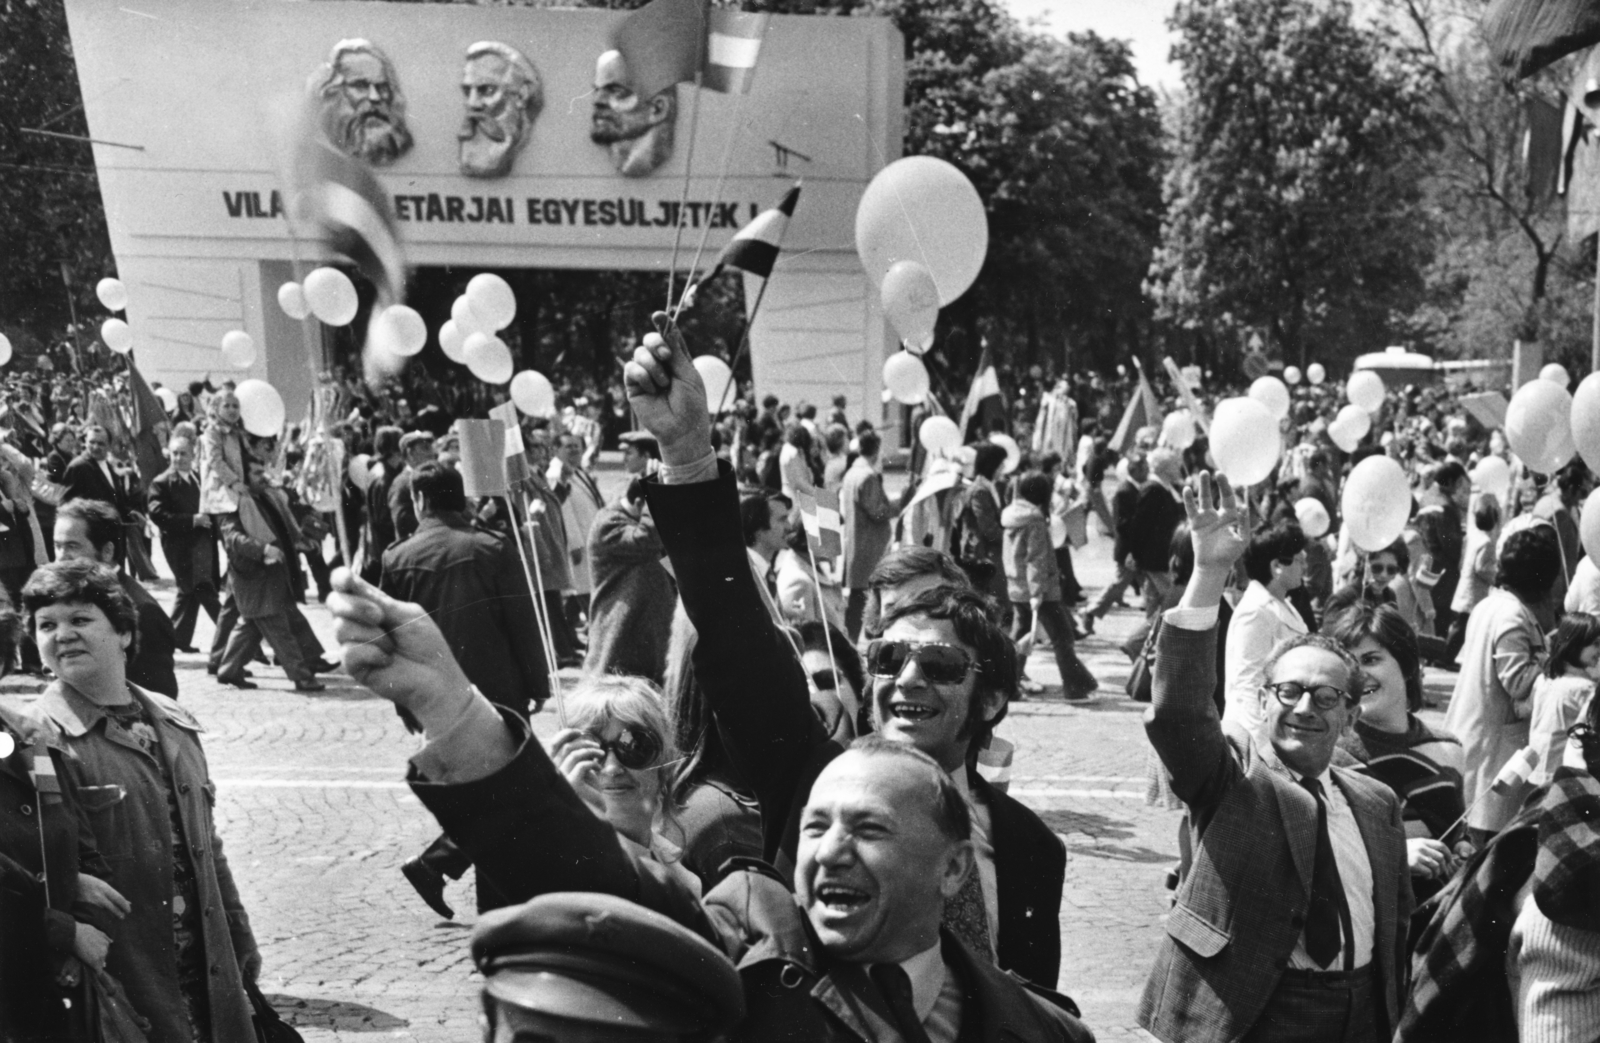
[1242, 966, 1381, 1043]
[303, 547, 332, 600]
[169, 575, 221, 649]
[1090, 560, 1142, 617]
[219, 611, 312, 683]
[1056, 546, 1083, 603]
[543, 589, 579, 661]
[1013, 600, 1098, 698]
[416, 834, 506, 914]
[565, 593, 590, 636]
[845, 588, 870, 642]
[208, 590, 240, 671]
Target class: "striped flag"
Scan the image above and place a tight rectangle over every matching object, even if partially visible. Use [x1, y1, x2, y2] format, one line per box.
[703, 184, 800, 282]
[291, 131, 406, 305]
[702, 10, 770, 94]
[1110, 370, 1163, 454]
[958, 344, 1006, 442]
[796, 488, 843, 560]
[29, 741, 61, 805]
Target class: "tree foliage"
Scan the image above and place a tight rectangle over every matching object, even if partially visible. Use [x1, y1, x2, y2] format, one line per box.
[1148, 0, 1437, 372]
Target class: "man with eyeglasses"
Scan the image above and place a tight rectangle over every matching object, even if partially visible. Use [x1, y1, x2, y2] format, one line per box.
[1141, 474, 1410, 1043]
[620, 315, 1066, 991]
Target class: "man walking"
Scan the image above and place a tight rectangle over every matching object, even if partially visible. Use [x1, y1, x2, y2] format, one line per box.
[840, 430, 894, 641]
[149, 436, 220, 652]
[387, 430, 436, 544]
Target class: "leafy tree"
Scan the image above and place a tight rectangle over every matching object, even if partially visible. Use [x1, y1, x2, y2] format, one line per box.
[0, 0, 115, 361]
[1148, 0, 1436, 373]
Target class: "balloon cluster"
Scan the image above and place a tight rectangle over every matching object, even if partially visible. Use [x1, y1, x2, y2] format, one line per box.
[95, 278, 134, 355]
[443, 274, 517, 384]
[858, 156, 989, 408]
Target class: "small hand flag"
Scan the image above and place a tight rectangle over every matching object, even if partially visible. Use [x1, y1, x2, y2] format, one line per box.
[29, 740, 62, 805]
[699, 184, 801, 285]
[797, 487, 843, 560]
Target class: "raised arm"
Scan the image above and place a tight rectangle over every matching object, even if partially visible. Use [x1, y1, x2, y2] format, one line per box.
[1145, 473, 1250, 817]
[625, 313, 824, 856]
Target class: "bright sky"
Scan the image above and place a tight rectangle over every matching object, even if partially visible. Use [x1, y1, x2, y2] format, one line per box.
[1000, 0, 1179, 90]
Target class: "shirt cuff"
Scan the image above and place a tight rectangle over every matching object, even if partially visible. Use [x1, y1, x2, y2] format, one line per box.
[409, 687, 518, 784]
[657, 450, 719, 485]
[1164, 605, 1219, 631]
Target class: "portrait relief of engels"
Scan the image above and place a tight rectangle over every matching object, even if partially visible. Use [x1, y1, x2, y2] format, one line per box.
[591, 50, 677, 178]
[459, 42, 544, 179]
[309, 39, 414, 166]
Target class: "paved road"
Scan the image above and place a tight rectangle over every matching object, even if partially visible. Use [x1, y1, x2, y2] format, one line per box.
[0, 490, 1460, 1042]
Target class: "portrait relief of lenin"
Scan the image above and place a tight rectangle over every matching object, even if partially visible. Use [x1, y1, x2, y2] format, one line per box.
[309, 38, 414, 166]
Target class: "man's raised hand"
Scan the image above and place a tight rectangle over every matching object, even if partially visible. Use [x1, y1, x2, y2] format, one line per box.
[1183, 471, 1246, 573]
[326, 568, 476, 735]
[622, 311, 713, 466]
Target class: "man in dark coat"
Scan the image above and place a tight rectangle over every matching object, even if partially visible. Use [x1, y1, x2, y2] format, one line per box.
[840, 430, 894, 640]
[1416, 460, 1469, 651]
[148, 435, 219, 651]
[583, 477, 674, 685]
[1082, 453, 1148, 633]
[59, 425, 132, 515]
[54, 498, 178, 698]
[323, 574, 1095, 1043]
[386, 430, 436, 545]
[1127, 447, 1187, 617]
[361, 426, 404, 584]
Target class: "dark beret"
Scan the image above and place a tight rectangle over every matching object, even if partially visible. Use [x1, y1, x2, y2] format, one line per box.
[472, 892, 744, 1036]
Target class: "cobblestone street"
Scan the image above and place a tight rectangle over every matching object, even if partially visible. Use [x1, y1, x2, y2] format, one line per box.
[0, 511, 1460, 1043]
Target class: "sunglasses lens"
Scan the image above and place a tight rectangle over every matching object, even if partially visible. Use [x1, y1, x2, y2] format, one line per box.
[867, 641, 907, 678]
[916, 646, 970, 684]
[812, 670, 838, 692]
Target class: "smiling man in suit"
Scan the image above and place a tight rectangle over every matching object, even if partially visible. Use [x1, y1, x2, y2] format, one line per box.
[1140, 474, 1411, 1043]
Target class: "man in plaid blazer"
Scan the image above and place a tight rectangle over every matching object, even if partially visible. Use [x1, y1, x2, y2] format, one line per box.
[1140, 474, 1412, 1043]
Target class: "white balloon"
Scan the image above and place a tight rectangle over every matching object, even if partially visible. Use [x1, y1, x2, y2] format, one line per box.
[277, 282, 309, 321]
[989, 432, 1021, 474]
[1249, 376, 1291, 420]
[304, 267, 358, 326]
[1575, 373, 1600, 472]
[919, 415, 961, 454]
[883, 351, 929, 405]
[693, 356, 735, 412]
[1472, 455, 1512, 506]
[371, 305, 427, 357]
[101, 318, 133, 354]
[1160, 409, 1196, 450]
[1294, 497, 1331, 539]
[96, 277, 128, 312]
[1336, 403, 1372, 441]
[510, 370, 557, 417]
[1506, 378, 1576, 474]
[1542, 363, 1572, 387]
[466, 273, 517, 331]
[1283, 365, 1302, 386]
[1347, 370, 1386, 413]
[1209, 397, 1282, 487]
[1342, 455, 1411, 552]
[0, 731, 11, 759]
[0, 333, 12, 367]
[1328, 417, 1358, 454]
[856, 157, 988, 306]
[348, 453, 373, 491]
[439, 320, 467, 363]
[235, 379, 286, 437]
[452, 295, 487, 337]
[220, 330, 255, 369]
[1307, 362, 1326, 386]
[464, 332, 513, 384]
[155, 386, 179, 413]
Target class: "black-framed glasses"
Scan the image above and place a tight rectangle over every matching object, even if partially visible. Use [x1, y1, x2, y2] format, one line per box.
[811, 669, 838, 692]
[1265, 681, 1350, 712]
[586, 728, 662, 771]
[865, 640, 976, 685]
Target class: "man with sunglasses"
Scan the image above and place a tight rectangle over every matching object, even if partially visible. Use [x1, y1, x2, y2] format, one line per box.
[619, 314, 1066, 991]
[1140, 474, 1411, 1043]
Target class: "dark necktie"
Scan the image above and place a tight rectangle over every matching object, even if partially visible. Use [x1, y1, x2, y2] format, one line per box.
[1298, 776, 1354, 970]
[942, 869, 994, 963]
[870, 963, 934, 1043]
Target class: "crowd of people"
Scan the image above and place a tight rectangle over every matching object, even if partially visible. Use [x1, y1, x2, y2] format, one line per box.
[5, 332, 1600, 1042]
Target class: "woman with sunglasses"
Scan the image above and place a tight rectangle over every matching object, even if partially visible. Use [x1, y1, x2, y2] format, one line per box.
[1323, 600, 1465, 900]
[549, 675, 698, 894]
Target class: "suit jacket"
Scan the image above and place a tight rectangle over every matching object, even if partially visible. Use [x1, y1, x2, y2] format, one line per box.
[840, 457, 893, 588]
[1139, 621, 1411, 1043]
[1126, 483, 1184, 574]
[147, 468, 216, 590]
[119, 573, 178, 697]
[381, 514, 547, 714]
[217, 495, 303, 620]
[60, 454, 130, 515]
[410, 719, 1093, 1043]
[645, 463, 1066, 988]
[1108, 479, 1142, 563]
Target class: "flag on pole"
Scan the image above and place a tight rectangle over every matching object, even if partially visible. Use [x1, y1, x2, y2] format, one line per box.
[1162, 357, 1210, 434]
[1110, 370, 1163, 455]
[702, 10, 770, 94]
[126, 356, 172, 486]
[700, 184, 800, 283]
[1483, 0, 1600, 78]
[612, 0, 707, 101]
[290, 129, 406, 305]
[796, 488, 843, 560]
[958, 345, 1006, 442]
[29, 741, 61, 805]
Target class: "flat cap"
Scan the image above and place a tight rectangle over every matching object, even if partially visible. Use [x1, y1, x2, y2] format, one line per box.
[472, 893, 744, 1037]
[399, 430, 435, 450]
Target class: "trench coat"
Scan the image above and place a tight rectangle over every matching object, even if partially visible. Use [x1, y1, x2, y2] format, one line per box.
[1444, 587, 1547, 833]
[583, 505, 675, 685]
[26, 682, 258, 1043]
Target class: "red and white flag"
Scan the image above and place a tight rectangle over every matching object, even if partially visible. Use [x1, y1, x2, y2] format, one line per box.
[702, 10, 770, 94]
[797, 488, 843, 560]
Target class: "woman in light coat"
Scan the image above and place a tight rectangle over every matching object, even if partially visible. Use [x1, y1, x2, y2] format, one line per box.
[1444, 525, 1562, 845]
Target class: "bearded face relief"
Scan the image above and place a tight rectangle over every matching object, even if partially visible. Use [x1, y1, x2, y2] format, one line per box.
[458, 42, 544, 179]
[310, 39, 413, 166]
[590, 50, 676, 178]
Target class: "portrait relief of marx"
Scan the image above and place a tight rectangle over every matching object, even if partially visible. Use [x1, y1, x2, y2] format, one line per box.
[591, 50, 677, 178]
[459, 42, 544, 179]
[309, 39, 413, 166]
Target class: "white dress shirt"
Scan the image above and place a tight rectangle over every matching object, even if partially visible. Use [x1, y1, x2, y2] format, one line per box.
[891, 943, 964, 1043]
